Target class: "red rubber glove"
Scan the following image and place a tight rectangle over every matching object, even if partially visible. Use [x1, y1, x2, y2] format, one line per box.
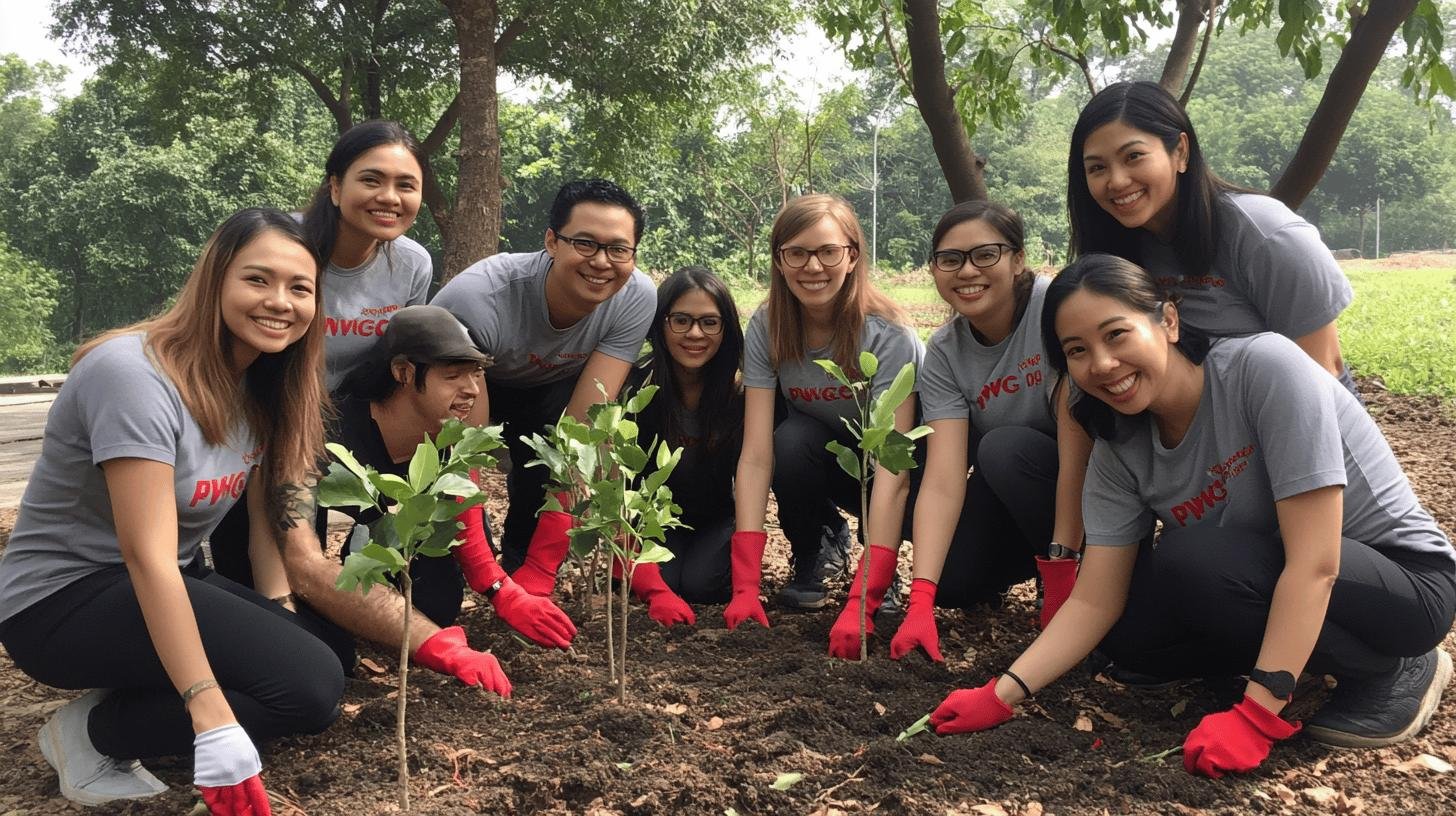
[201, 775, 271, 815]
[620, 559, 696, 628]
[1036, 555, 1078, 631]
[510, 493, 573, 597]
[828, 544, 898, 659]
[490, 578, 577, 648]
[890, 578, 943, 662]
[723, 531, 769, 630]
[454, 504, 507, 592]
[931, 679, 1015, 735]
[1183, 695, 1300, 779]
[412, 626, 512, 698]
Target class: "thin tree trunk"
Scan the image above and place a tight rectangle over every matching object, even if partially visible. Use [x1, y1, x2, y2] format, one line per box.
[1160, 0, 1209, 94]
[858, 450, 870, 662]
[440, 0, 503, 279]
[618, 557, 630, 704]
[605, 550, 617, 683]
[398, 571, 413, 813]
[1269, 0, 1418, 208]
[903, 0, 987, 203]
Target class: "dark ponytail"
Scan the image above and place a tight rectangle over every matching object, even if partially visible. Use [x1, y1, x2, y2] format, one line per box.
[302, 120, 424, 265]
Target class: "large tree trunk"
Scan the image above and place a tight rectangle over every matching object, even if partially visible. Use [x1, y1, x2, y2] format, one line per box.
[1160, 0, 1210, 94]
[1269, 0, 1417, 209]
[441, 0, 503, 279]
[903, 0, 987, 203]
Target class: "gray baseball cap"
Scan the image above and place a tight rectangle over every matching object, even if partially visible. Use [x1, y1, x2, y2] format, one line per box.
[384, 305, 491, 366]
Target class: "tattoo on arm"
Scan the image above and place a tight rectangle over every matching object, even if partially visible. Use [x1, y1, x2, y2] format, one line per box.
[269, 474, 319, 543]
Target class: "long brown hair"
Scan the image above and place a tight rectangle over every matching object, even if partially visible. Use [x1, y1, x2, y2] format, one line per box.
[75, 208, 327, 501]
[766, 194, 908, 371]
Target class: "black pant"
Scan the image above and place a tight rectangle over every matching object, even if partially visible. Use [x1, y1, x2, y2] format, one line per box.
[936, 425, 1056, 608]
[0, 564, 344, 760]
[490, 377, 578, 574]
[209, 489, 466, 630]
[770, 410, 920, 569]
[659, 515, 735, 603]
[1100, 525, 1456, 681]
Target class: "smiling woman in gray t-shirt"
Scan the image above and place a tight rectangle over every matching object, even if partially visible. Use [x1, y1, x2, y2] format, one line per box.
[928, 254, 1454, 781]
[0, 209, 343, 809]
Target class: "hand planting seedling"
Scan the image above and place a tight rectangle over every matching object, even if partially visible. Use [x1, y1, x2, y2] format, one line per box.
[319, 418, 504, 812]
[815, 352, 932, 660]
[524, 382, 686, 702]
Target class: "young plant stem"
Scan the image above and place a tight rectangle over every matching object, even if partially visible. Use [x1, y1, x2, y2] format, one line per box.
[604, 546, 617, 683]
[859, 447, 870, 662]
[398, 570, 413, 813]
[618, 552, 631, 705]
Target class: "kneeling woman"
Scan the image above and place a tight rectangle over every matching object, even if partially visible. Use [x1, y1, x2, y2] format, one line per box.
[0, 209, 345, 810]
[623, 267, 746, 621]
[931, 254, 1455, 778]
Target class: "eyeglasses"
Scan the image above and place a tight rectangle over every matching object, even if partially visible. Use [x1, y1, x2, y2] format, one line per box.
[931, 243, 1015, 272]
[665, 312, 724, 335]
[555, 232, 637, 264]
[776, 244, 854, 269]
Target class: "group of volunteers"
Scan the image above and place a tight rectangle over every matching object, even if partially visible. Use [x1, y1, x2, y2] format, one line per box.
[0, 79, 1450, 813]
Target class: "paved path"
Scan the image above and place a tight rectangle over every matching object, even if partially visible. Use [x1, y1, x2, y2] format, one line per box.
[0, 392, 54, 508]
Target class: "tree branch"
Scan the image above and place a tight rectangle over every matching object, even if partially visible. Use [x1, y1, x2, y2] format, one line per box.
[879, 1, 915, 96]
[1039, 37, 1096, 96]
[495, 15, 529, 57]
[1178, 0, 1218, 106]
[1160, 0, 1209, 94]
[421, 92, 461, 155]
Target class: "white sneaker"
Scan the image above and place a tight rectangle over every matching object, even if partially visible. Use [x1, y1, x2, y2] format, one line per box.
[38, 689, 168, 805]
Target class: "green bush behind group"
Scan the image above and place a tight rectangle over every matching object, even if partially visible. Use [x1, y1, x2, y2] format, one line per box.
[1, 24, 1454, 397]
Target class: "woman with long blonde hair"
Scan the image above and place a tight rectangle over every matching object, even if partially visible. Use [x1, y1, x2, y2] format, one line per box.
[0, 208, 343, 814]
[724, 194, 924, 658]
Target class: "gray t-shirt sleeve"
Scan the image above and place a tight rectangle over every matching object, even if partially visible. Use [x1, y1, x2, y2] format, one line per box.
[1082, 440, 1155, 546]
[866, 318, 925, 398]
[78, 341, 182, 466]
[1235, 334, 1347, 499]
[595, 272, 656, 362]
[918, 330, 966, 421]
[743, 308, 776, 389]
[1226, 194, 1353, 339]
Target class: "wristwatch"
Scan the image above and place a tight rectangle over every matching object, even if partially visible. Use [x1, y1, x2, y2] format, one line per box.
[1047, 541, 1080, 561]
[1249, 667, 1296, 700]
[483, 579, 504, 602]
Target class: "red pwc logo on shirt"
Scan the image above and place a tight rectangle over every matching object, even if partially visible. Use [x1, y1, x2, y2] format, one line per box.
[326, 316, 390, 337]
[527, 351, 589, 371]
[1155, 273, 1226, 290]
[789, 385, 855, 403]
[1168, 445, 1255, 526]
[190, 471, 249, 507]
[975, 362, 1045, 411]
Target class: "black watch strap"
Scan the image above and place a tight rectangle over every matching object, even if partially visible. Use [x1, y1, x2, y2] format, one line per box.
[484, 579, 504, 601]
[1249, 668, 1296, 700]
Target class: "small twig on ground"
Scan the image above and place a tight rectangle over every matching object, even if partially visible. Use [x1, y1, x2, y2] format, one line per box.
[812, 762, 867, 804]
[1110, 745, 1183, 768]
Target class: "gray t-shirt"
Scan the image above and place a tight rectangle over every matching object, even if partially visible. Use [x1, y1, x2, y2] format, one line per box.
[920, 274, 1057, 435]
[323, 235, 433, 391]
[743, 306, 925, 429]
[0, 334, 262, 624]
[1083, 334, 1453, 568]
[431, 250, 655, 388]
[1138, 193, 1353, 340]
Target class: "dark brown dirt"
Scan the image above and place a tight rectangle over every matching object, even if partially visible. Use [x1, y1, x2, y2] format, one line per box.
[1, 379, 1453, 815]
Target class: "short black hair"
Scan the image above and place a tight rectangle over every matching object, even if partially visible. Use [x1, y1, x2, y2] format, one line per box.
[548, 179, 646, 243]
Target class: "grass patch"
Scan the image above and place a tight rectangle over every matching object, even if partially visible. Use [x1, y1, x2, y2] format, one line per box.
[1340, 266, 1456, 398]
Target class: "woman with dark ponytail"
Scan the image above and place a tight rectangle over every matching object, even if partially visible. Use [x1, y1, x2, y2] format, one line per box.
[302, 120, 433, 391]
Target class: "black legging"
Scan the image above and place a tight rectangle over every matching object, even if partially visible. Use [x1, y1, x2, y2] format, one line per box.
[659, 515, 735, 603]
[490, 377, 578, 574]
[1099, 525, 1456, 681]
[0, 563, 344, 760]
[935, 424, 1057, 608]
[770, 410, 920, 570]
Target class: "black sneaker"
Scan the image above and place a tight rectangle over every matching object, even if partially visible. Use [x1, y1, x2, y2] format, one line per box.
[811, 522, 854, 583]
[1305, 647, 1452, 748]
[776, 524, 852, 610]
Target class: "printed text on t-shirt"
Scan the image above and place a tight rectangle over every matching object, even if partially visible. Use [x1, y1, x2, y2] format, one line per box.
[1156, 274, 1226, 290]
[976, 357, 1046, 410]
[190, 471, 249, 507]
[527, 351, 590, 371]
[1168, 444, 1255, 526]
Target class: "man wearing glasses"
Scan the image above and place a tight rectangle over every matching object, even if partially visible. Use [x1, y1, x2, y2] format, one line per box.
[433, 179, 655, 593]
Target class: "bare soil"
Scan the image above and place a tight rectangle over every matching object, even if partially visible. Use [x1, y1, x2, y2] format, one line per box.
[1, 379, 1453, 815]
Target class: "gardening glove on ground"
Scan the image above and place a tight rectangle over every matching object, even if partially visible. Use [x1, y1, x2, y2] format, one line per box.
[1036, 555, 1078, 631]
[193, 724, 270, 816]
[828, 544, 899, 659]
[622, 559, 696, 628]
[931, 679, 1015, 735]
[491, 578, 577, 649]
[413, 626, 512, 698]
[454, 503, 507, 592]
[890, 578, 944, 662]
[511, 493, 574, 597]
[724, 531, 769, 630]
[1183, 695, 1300, 779]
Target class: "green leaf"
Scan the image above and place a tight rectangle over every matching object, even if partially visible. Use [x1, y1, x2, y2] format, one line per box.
[825, 440, 862, 480]
[415, 520, 463, 559]
[318, 462, 375, 510]
[876, 432, 919, 475]
[407, 441, 440, 493]
[336, 548, 393, 593]
[624, 384, 658, 414]
[432, 472, 480, 499]
[870, 362, 917, 429]
[905, 425, 934, 441]
[635, 539, 676, 565]
[813, 358, 852, 388]
[368, 472, 414, 503]
[858, 350, 878, 379]
[433, 418, 467, 450]
[394, 493, 436, 546]
[325, 442, 371, 484]
[615, 442, 649, 474]
[946, 30, 966, 59]
[861, 426, 890, 453]
[453, 424, 505, 460]
[615, 418, 639, 443]
[769, 772, 803, 791]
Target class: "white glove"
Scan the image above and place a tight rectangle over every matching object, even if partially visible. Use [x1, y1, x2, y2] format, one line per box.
[192, 724, 262, 787]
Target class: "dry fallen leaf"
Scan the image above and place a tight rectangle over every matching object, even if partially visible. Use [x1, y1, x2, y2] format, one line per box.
[1092, 706, 1125, 729]
[1394, 753, 1454, 774]
[1269, 783, 1298, 805]
[341, 703, 362, 715]
[874, 702, 887, 717]
[1073, 713, 1094, 732]
[706, 716, 724, 731]
[1300, 786, 1340, 807]
[359, 657, 388, 674]
[663, 703, 688, 715]
[917, 753, 943, 766]
[1169, 699, 1188, 718]
[970, 805, 1009, 816]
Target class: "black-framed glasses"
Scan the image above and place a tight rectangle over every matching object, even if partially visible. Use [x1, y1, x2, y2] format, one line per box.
[555, 232, 637, 263]
[776, 244, 854, 269]
[931, 243, 1015, 272]
[665, 312, 724, 335]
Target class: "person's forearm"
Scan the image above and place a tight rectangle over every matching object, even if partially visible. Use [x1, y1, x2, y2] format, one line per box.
[1247, 566, 1336, 712]
[126, 559, 236, 731]
[909, 479, 963, 582]
[1050, 468, 1086, 551]
[998, 594, 1122, 702]
[284, 540, 440, 652]
[733, 459, 772, 532]
[865, 466, 910, 548]
[247, 476, 292, 603]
